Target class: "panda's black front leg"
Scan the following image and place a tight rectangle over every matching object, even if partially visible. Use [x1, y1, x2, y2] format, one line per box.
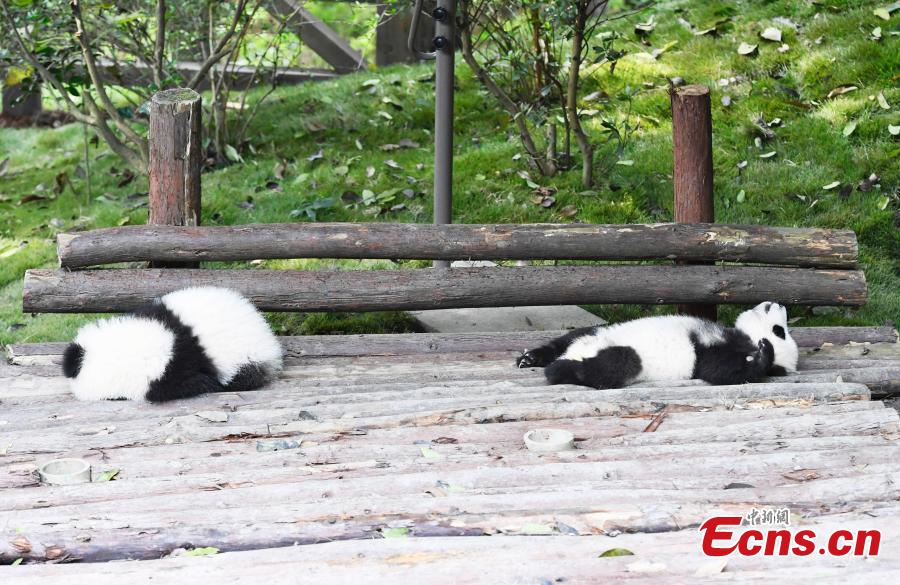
[515, 326, 597, 368]
[694, 338, 774, 385]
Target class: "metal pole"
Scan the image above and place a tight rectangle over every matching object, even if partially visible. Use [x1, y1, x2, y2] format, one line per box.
[432, 0, 455, 268]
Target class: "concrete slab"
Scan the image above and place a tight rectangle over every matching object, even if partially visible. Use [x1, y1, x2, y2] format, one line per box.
[409, 305, 606, 333]
[410, 260, 606, 333]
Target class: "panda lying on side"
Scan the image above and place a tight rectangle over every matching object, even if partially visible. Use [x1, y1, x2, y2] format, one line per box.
[516, 301, 799, 389]
[63, 287, 283, 402]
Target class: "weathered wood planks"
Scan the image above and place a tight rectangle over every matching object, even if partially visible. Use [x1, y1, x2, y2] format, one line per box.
[55, 222, 859, 268]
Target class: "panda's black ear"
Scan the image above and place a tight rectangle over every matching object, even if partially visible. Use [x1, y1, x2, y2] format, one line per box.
[62, 343, 85, 378]
[772, 325, 786, 340]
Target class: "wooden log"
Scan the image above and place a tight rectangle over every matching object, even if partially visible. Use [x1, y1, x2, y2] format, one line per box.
[672, 84, 716, 321]
[22, 265, 868, 313]
[6, 328, 896, 366]
[148, 88, 202, 269]
[54, 222, 860, 268]
[266, 0, 366, 73]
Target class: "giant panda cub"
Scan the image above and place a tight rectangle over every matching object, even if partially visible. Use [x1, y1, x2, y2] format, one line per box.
[516, 301, 799, 389]
[63, 287, 283, 402]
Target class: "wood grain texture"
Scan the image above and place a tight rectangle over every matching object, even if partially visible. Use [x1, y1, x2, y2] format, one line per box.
[55, 222, 860, 268]
[7, 328, 897, 363]
[22, 265, 868, 313]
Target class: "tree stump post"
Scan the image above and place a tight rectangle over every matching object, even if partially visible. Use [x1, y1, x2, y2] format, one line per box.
[671, 85, 716, 321]
[148, 88, 202, 268]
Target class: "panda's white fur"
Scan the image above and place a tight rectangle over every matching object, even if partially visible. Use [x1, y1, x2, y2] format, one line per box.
[63, 287, 283, 402]
[516, 301, 799, 388]
[161, 287, 282, 386]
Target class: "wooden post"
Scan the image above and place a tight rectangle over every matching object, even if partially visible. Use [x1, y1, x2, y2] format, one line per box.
[148, 88, 201, 268]
[671, 84, 716, 321]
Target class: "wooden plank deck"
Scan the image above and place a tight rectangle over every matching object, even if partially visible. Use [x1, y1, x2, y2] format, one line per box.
[2, 327, 899, 581]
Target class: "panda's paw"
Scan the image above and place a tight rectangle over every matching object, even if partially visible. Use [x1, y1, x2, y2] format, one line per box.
[516, 350, 540, 369]
[754, 338, 775, 365]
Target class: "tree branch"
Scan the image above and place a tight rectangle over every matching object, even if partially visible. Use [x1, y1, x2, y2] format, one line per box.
[154, 0, 166, 87]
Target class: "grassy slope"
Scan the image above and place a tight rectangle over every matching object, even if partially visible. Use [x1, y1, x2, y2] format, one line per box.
[0, 0, 897, 346]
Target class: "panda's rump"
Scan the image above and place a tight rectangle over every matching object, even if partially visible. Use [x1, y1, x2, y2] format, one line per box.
[560, 315, 704, 382]
[161, 287, 283, 385]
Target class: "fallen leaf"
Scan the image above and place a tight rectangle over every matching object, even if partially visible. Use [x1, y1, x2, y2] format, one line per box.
[777, 43, 790, 53]
[826, 85, 858, 99]
[651, 40, 678, 59]
[341, 191, 361, 203]
[877, 91, 890, 110]
[560, 205, 578, 217]
[354, 139, 363, 150]
[420, 446, 442, 459]
[616, 159, 635, 166]
[402, 188, 416, 199]
[273, 162, 286, 180]
[520, 523, 555, 535]
[334, 165, 349, 176]
[878, 196, 890, 210]
[265, 180, 282, 191]
[721, 95, 732, 107]
[306, 149, 323, 162]
[223, 144, 243, 163]
[871, 26, 883, 40]
[873, 8, 890, 20]
[759, 151, 777, 159]
[18, 194, 47, 205]
[380, 143, 400, 151]
[737, 160, 748, 169]
[724, 482, 755, 489]
[782, 468, 820, 482]
[377, 111, 393, 121]
[399, 138, 420, 149]
[889, 124, 900, 136]
[736, 189, 746, 203]
[433, 436, 458, 444]
[843, 121, 858, 137]
[96, 469, 120, 482]
[737, 42, 758, 55]
[0, 158, 8, 177]
[183, 547, 219, 557]
[599, 548, 634, 558]
[10, 535, 31, 554]
[381, 527, 409, 538]
[822, 181, 841, 190]
[365, 166, 376, 178]
[384, 159, 402, 170]
[540, 196, 556, 208]
[306, 121, 327, 133]
[760, 27, 782, 42]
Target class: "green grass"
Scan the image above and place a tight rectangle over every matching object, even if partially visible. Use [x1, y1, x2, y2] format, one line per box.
[1, 0, 897, 346]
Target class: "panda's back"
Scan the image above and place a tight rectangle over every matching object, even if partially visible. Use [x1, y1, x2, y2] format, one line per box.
[561, 315, 723, 382]
[161, 287, 283, 384]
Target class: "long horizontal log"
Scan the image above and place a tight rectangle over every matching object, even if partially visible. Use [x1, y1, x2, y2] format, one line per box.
[23, 265, 867, 313]
[55, 223, 859, 268]
[6, 328, 897, 367]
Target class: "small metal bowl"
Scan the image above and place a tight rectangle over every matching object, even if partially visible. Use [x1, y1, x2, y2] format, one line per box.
[523, 429, 576, 452]
[38, 458, 92, 485]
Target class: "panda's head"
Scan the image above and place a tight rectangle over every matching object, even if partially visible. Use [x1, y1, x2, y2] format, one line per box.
[62, 315, 176, 401]
[734, 301, 799, 374]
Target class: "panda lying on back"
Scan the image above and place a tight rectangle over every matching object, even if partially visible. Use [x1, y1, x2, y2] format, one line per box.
[63, 287, 283, 402]
[516, 301, 799, 388]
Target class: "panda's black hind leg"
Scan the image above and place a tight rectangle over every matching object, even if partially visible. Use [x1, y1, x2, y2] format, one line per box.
[545, 346, 642, 389]
[516, 326, 598, 368]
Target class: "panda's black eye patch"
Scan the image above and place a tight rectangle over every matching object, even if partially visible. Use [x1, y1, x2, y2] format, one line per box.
[63, 342, 85, 378]
[772, 325, 786, 339]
